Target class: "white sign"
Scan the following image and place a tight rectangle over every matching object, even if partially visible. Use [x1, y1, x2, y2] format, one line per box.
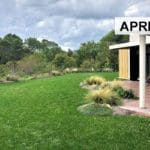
[115, 17, 150, 35]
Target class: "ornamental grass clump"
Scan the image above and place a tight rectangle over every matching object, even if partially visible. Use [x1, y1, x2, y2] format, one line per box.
[110, 80, 122, 91]
[6, 75, 19, 82]
[86, 88, 122, 106]
[85, 76, 106, 85]
[101, 82, 111, 89]
[51, 70, 62, 76]
[101, 80, 137, 99]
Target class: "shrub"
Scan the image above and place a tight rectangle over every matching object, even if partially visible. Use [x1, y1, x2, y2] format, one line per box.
[17, 54, 46, 75]
[6, 75, 19, 81]
[101, 82, 111, 89]
[51, 70, 62, 76]
[102, 68, 113, 72]
[33, 73, 50, 79]
[0, 65, 7, 77]
[116, 87, 136, 99]
[71, 68, 78, 73]
[80, 60, 94, 72]
[63, 68, 71, 74]
[85, 76, 106, 85]
[86, 88, 122, 106]
[0, 77, 5, 82]
[53, 53, 76, 69]
[110, 80, 122, 91]
[101, 80, 137, 99]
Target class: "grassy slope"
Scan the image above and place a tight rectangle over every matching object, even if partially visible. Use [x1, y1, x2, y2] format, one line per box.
[0, 72, 150, 150]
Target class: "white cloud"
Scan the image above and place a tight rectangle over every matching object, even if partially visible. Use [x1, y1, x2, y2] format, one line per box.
[124, 0, 150, 17]
[36, 20, 46, 28]
[15, 0, 26, 8]
[0, 0, 150, 50]
[60, 41, 80, 51]
[124, 5, 139, 16]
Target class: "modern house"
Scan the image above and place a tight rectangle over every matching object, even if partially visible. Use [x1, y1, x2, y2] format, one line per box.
[109, 34, 150, 81]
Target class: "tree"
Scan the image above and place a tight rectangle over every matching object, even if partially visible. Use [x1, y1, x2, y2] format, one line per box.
[0, 39, 11, 64]
[43, 46, 62, 62]
[0, 34, 25, 73]
[53, 53, 76, 69]
[41, 39, 58, 49]
[100, 30, 129, 44]
[64, 56, 76, 68]
[77, 41, 98, 66]
[24, 37, 42, 52]
[80, 59, 95, 71]
[96, 30, 129, 71]
[67, 49, 74, 57]
[17, 53, 46, 75]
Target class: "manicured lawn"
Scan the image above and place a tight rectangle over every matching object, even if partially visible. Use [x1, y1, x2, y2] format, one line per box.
[0, 72, 150, 150]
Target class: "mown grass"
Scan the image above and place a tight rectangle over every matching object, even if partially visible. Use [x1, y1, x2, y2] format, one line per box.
[0, 72, 150, 150]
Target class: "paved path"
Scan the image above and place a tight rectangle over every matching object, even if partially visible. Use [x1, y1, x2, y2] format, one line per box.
[120, 81, 150, 117]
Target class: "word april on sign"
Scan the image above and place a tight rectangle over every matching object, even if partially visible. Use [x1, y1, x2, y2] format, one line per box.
[115, 17, 150, 35]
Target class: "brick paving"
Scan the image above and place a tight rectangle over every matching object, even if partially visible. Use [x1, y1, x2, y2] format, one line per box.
[120, 81, 150, 117]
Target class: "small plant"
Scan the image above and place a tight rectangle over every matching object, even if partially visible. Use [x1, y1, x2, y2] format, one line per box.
[85, 88, 122, 106]
[51, 70, 62, 76]
[102, 68, 113, 72]
[33, 73, 50, 79]
[0, 77, 5, 82]
[110, 80, 122, 91]
[6, 75, 19, 81]
[116, 87, 137, 99]
[63, 68, 71, 74]
[71, 68, 78, 73]
[85, 76, 106, 85]
[101, 82, 111, 89]
[0, 65, 7, 77]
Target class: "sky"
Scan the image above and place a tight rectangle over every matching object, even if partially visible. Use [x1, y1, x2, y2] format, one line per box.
[0, 0, 150, 50]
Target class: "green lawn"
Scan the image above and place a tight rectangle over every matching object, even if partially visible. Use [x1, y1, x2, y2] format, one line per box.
[0, 72, 150, 150]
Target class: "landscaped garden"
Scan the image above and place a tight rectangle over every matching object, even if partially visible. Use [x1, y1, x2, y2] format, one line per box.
[79, 75, 137, 116]
[0, 72, 150, 149]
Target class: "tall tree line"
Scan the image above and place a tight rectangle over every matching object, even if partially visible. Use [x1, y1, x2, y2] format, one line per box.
[76, 30, 129, 71]
[0, 30, 129, 72]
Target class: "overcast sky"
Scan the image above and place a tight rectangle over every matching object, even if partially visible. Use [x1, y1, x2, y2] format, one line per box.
[0, 0, 150, 50]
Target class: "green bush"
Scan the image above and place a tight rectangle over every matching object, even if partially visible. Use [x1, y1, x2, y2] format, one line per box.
[0, 65, 7, 77]
[71, 68, 78, 73]
[33, 73, 50, 79]
[80, 60, 95, 72]
[51, 70, 62, 76]
[102, 68, 113, 72]
[6, 75, 19, 81]
[17, 54, 46, 75]
[110, 80, 122, 91]
[85, 76, 106, 85]
[63, 68, 71, 74]
[101, 82, 111, 89]
[101, 80, 137, 99]
[53, 53, 76, 69]
[116, 87, 136, 99]
[86, 88, 122, 106]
